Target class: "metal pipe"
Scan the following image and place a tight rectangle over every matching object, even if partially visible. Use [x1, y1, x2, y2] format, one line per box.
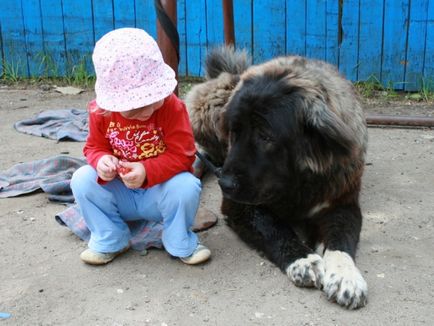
[366, 114, 434, 128]
[156, 0, 179, 95]
[222, 0, 235, 46]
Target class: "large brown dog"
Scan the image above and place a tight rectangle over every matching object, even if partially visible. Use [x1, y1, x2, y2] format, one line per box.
[186, 47, 368, 309]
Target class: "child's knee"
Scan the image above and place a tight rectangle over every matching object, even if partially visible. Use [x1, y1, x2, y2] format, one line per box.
[71, 165, 97, 193]
[165, 172, 201, 201]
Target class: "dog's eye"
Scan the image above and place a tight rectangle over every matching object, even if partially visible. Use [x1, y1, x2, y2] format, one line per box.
[258, 131, 275, 143]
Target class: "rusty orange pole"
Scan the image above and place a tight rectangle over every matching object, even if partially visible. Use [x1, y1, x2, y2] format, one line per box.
[156, 0, 179, 95]
[223, 0, 235, 46]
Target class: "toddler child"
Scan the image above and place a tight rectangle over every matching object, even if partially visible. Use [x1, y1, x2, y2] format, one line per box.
[71, 28, 210, 265]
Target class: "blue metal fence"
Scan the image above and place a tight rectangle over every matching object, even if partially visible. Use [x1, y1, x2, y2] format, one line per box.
[0, 0, 433, 91]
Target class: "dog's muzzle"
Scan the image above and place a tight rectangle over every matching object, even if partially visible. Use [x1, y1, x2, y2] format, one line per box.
[195, 152, 240, 199]
[217, 174, 239, 195]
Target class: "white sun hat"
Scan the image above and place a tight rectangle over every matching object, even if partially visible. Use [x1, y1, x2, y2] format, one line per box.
[92, 28, 177, 112]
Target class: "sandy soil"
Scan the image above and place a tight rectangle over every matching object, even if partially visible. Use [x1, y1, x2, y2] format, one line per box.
[0, 86, 434, 325]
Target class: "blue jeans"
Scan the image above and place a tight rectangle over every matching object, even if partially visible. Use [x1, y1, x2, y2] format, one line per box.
[70, 165, 201, 257]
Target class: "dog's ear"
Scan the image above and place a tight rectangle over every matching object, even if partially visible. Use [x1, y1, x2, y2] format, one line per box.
[297, 100, 355, 173]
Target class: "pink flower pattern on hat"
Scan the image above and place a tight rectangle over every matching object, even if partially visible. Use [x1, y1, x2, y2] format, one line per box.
[92, 28, 177, 112]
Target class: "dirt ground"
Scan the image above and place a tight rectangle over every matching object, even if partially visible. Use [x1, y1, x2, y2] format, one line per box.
[1, 85, 433, 326]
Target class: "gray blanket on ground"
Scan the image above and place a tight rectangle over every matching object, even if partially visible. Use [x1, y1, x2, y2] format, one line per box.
[0, 155, 163, 251]
[14, 109, 88, 141]
[0, 155, 86, 202]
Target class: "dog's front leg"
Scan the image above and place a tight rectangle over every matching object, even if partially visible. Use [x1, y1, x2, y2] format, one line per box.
[222, 199, 324, 289]
[317, 205, 368, 309]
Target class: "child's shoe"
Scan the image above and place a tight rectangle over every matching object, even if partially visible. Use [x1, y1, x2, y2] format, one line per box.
[180, 244, 211, 265]
[80, 246, 130, 265]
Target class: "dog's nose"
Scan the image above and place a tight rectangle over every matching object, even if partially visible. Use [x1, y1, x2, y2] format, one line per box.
[218, 175, 238, 194]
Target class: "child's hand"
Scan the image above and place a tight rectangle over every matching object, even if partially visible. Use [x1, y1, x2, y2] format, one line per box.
[96, 155, 119, 181]
[117, 161, 147, 189]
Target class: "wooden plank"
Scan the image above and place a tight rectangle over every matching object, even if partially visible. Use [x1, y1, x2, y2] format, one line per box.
[177, 0, 187, 76]
[424, 0, 434, 90]
[405, 0, 429, 91]
[40, 0, 67, 76]
[92, 0, 114, 42]
[381, 0, 409, 90]
[62, 0, 94, 75]
[253, 0, 286, 64]
[325, 0, 339, 66]
[21, 0, 44, 77]
[306, 0, 326, 61]
[0, 0, 29, 77]
[185, 0, 207, 76]
[338, 0, 360, 81]
[206, 0, 225, 48]
[113, 0, 136, 28]
[135, 0, 157, 38]
[358, 0, 384, 83]
[233, 0, 253, 53]
[286, 0, 306, 56]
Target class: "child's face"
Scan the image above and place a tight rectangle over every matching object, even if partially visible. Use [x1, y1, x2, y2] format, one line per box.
[120, 99, 164, 121]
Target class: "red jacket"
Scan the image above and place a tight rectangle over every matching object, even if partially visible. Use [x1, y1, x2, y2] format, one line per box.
[84, 94, 196, 188]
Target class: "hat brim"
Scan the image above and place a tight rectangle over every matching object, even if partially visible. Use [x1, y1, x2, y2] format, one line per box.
[95, 64, 177, 112]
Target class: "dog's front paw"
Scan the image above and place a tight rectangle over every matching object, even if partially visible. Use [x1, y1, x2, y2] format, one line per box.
[323, 250, 368, 309]
[286, 253, 324, 289]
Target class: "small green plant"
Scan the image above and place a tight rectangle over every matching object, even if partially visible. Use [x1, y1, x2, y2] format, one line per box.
[35, 52, 59, 77]
[2, 60, 21, 82]
[178, 76, 203, 98]
[381, 80, 398, 99]
[402, 78, 434, 102]
[419, 78, 434, 102]
[355, 75, 384, 98]
[65, 57, 95, 88]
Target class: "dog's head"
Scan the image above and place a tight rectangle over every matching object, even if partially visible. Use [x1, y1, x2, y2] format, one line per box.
[218, 66, 359, 205]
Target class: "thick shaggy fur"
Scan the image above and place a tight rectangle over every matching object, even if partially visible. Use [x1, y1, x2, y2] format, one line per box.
[185, 47, 368, 309]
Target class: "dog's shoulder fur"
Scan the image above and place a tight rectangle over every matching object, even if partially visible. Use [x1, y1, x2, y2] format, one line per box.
[185, 47, 252, 165]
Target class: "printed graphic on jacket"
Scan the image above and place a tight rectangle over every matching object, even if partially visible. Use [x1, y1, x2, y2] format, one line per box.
[106, 121, 166, 160]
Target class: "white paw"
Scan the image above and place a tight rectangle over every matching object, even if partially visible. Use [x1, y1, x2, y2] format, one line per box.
[323, 250, 368, 309]
[286, 253, 324, 289]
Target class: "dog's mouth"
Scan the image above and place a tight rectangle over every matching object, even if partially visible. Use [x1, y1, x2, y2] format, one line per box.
[220, 188, 271, 205]
[221, 191, 261, 205]
[218, 174, 272, 205]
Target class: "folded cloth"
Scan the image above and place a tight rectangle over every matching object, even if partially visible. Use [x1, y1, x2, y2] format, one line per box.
[55, 204, 163, 251]
[0, 155, 86, 201]
[0, 155, 163, 250]
[14, 109, 88, 141]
